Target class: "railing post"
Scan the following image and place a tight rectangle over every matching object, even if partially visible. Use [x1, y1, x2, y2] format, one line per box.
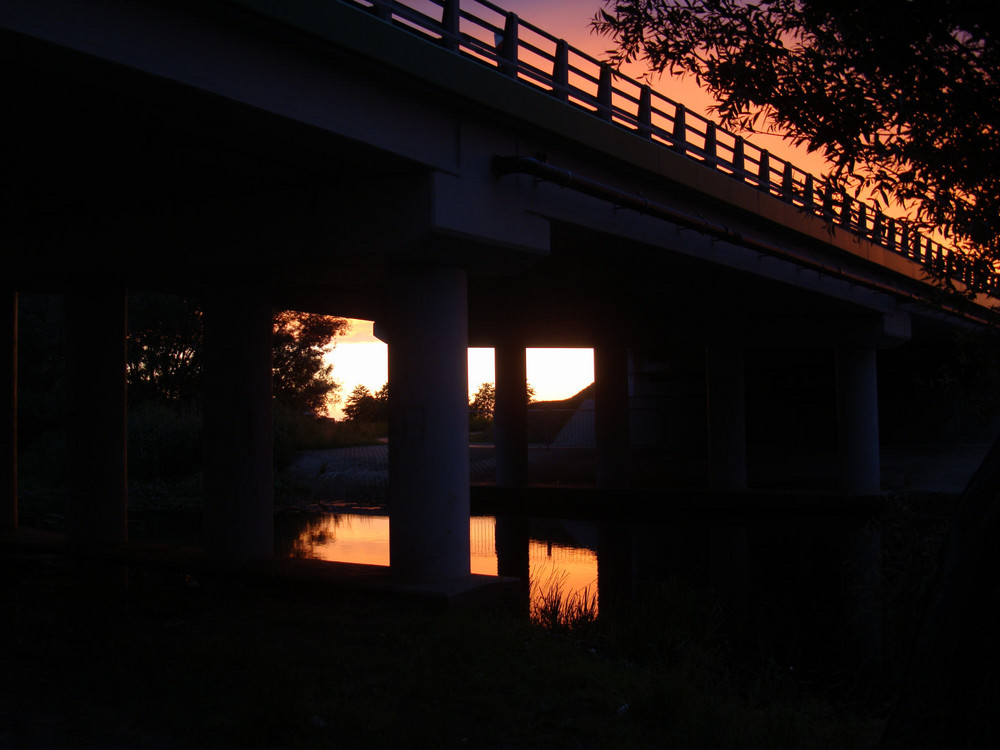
[597, 64, 613, 122]
[757, 150, 770, 192]
[637, 84, 652, 139]
[551, 39, 569, 102]
[872, 210, 884, 245]
[803, 174, 815, 211]
[703, 122, 717, 166]
[857, 203, 868, 239]
[823, 183, 835, 215]
[839, 192, 852, 228]
[731, 137, 745, 178]
[781, 162, 794, 201]
[672, 104, 686, 153]
[441, 0, 459, 52]
[498, 12, 519, 77]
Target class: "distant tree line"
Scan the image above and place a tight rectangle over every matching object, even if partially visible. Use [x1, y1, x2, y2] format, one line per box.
[339, 380, 535, 428]
[342, 383, 389, 423]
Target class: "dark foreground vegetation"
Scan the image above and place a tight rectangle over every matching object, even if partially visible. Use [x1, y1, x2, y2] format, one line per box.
[2, 546, 884, 750]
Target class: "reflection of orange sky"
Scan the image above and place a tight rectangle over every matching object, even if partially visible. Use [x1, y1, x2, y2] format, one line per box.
[290, 513, 390, 565]
[528, 541, 600, 608]
[291, 514, 599, 608]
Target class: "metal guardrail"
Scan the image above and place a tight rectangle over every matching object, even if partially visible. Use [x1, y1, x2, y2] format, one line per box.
[341, 0, 995, 295]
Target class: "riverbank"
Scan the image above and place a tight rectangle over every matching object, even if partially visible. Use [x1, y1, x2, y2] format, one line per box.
[1, 545, 883, 750]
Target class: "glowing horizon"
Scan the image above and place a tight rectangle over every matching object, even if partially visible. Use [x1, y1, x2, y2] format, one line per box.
[324, 319, 594, 419]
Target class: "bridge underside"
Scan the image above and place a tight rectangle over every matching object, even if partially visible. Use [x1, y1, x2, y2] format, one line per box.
[2, 8, 988, 591]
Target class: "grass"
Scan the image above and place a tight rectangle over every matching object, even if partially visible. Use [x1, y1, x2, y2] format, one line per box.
[530, 569, 599, 634]
[1, 547, 885, 749]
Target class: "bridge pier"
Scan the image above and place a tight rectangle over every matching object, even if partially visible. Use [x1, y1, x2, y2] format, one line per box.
[2, 290, 16, 530]
[706, 344, 747, 491]
[836, 345, 880, 493]
[494, 340, 528, 486]
[202, 281, 274, 561]
[387, 265, 471, 585]
[595, 339, 631, 488]
[65, 287, 128, 550]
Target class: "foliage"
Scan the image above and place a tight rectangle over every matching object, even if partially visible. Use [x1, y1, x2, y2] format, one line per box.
[127, 292, 203, 406]
[126, 294, 346, 413]
[272, 310, 348, 414]
[127, 401, 202, 482]
[469, 381, 496, 419]
[593, 0, 1000, 287]
[342, 382, 389, 423]
[530, 570, 599, 634]
[469, 381, 537, 420]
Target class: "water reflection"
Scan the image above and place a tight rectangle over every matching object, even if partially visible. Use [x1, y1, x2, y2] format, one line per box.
[279, 512, 599, 613]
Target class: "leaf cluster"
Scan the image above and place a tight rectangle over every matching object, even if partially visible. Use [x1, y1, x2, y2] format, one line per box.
[594, 0, 1000, 282]
[272, 311, 348, 414]
[469, 381, 536, 420]
[342, 382, 389, 423]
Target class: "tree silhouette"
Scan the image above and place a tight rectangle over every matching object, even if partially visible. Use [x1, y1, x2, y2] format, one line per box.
[271, 310, 347, 414]
[469, 381, 536, 420]
[594, 3, 1000, 746]
[594, 0, 1000, 289]
[342, 382, 389, 423]
[469, 382, 495, 419]
[126, 294, 347, 413]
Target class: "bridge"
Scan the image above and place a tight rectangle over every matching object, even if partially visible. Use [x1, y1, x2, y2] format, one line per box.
[3, 0, 997, 590]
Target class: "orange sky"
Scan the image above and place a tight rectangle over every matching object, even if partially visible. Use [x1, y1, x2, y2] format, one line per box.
[326, 320, 595, 418]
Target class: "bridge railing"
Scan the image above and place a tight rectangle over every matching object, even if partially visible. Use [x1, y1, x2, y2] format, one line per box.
[351, 0, 992, 295]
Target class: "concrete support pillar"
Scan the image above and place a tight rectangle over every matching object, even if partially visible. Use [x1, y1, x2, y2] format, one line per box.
[202, 282, 274, 561]
[387, 265, 470, 585]
[595, 340, 630, 488]
[65, 287, 128, 549]
[706, 345, 747, 490]
[494, 341, 528, 486]
[2, 291, 16, 530]
[598, 521, 636, 618]
[709, 524, 750, 629]
[836, 346, 880, 493]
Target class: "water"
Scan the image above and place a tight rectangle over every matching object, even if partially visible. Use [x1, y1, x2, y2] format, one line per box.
[128, 508, 600, 614]
[275, 511, 600, 613]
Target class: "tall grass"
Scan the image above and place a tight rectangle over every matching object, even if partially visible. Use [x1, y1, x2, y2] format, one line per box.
[530, 569, 598, 633]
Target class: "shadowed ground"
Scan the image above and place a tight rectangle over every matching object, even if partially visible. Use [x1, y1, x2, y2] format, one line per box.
[285, 443, 989, 503]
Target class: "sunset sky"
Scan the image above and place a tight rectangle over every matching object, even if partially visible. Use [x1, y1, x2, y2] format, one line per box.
[325, 0, 830, 417]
